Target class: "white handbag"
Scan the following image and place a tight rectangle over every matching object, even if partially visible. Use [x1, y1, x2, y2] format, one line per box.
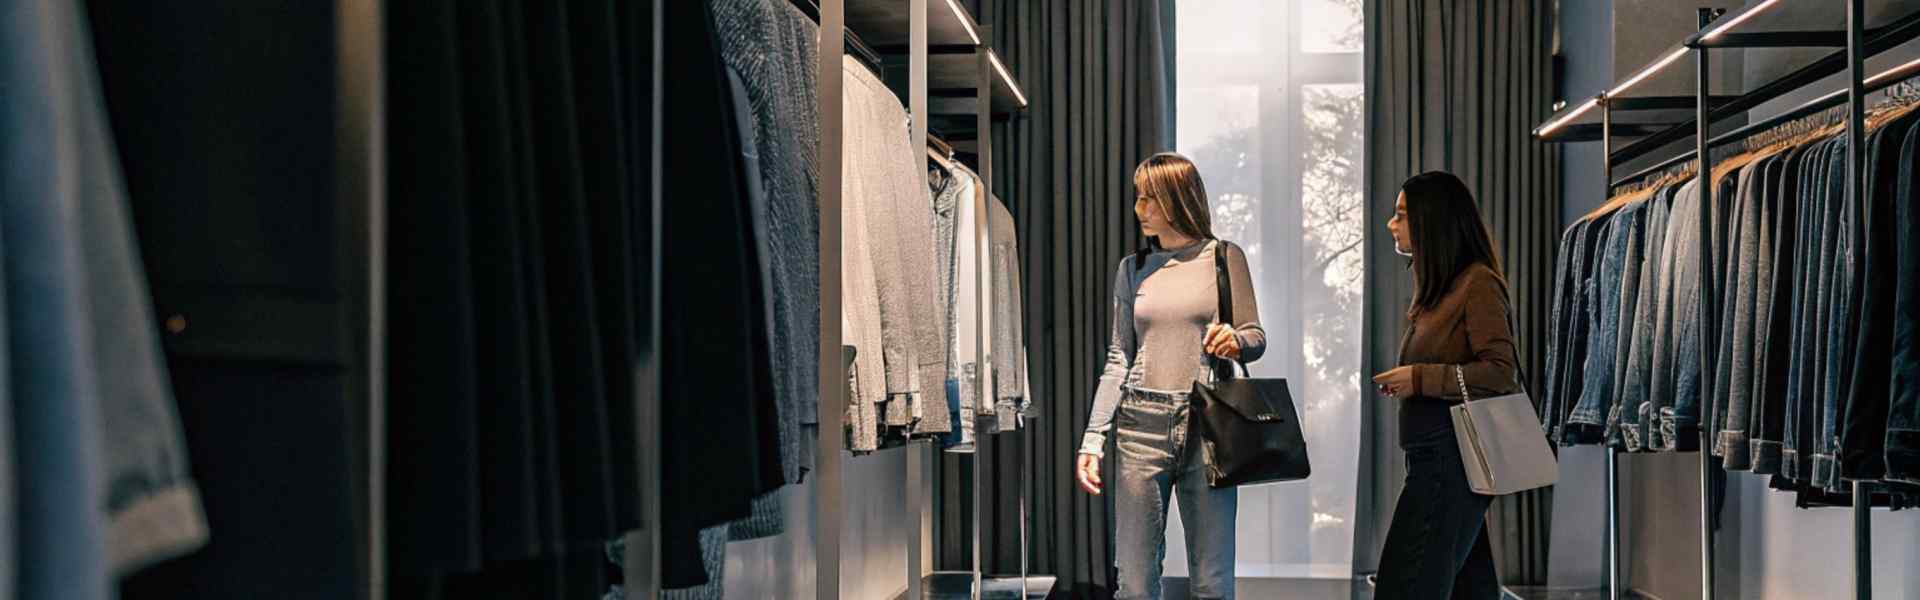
[1449, 365, 1558, 495]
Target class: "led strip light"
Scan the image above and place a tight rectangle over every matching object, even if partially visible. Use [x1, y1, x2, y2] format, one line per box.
[944, 0, 981, 45]
[1610, 48, 1690, 97]
[989, 51, 1028, 107]
[1534, 97, 1599, 137]
[1698, 0, 1783, 43]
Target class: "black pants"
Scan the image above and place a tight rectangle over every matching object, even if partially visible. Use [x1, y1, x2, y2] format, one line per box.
[1375, 431, 1499, 600]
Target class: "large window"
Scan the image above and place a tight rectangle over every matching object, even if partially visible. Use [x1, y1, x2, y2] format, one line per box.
[1163, 0, 1364, 579]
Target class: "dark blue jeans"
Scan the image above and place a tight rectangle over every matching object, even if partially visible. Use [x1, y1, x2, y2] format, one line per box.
[1541, 224, 1579, 438]
[1657, 179, 1706, 452]
[1622, 189, 1671, 451]
[1751, 143, 1809, 476]
[1841, 113, 1920, 482]
[1569, 206, 1637, 445]
[1375, 430, 1498, 600]
[1893, 125, 1920, 485]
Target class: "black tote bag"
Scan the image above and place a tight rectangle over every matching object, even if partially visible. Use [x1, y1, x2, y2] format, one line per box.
[1189, 241, 1312, 488]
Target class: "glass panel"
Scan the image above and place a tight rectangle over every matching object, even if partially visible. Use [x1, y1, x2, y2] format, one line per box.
[1166, 3, 1365, 580]
[1300, 0, 1363, 54]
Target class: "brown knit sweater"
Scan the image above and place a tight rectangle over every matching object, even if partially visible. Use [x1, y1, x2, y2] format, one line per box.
[1395, 263, 1523, 446]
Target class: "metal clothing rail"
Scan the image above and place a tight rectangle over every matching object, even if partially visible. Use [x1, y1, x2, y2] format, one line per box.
[1541, 2, 1910, 598]
[1605, 6, 1920, 167]
[790, 0, 885, 74]
[1609, 41, 1920, 189]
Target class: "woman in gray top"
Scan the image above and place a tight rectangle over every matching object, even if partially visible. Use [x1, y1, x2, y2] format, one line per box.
[1075, 153, 1267, 600]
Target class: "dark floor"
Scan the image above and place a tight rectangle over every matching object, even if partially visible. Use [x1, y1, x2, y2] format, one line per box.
[917, 574, 1624, 600]
[922, 572, 1056, 599]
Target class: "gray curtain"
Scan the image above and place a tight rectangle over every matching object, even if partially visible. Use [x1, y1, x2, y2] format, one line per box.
[1361, 0, 1561, 586]
[931, 1, 1175, 598]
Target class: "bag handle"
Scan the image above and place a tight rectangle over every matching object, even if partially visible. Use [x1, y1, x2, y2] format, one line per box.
[1211, 240, 1251, 380]
[1454, 365, 1475, 404]
[1449, 281, 1533, 403]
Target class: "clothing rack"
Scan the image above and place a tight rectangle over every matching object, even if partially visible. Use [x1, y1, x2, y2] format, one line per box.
[1535, 1, 1920, 597]
[788, 0, 884, 74]
[817, 1, 1035, 599]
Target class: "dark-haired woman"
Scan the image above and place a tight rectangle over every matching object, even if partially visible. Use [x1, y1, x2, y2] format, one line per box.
[1370, 171, 1522, 599]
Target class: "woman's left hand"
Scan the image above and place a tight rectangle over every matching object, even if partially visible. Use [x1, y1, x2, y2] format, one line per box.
[1204, 323, 1241, 360]
[1372, 366, 1415, 401]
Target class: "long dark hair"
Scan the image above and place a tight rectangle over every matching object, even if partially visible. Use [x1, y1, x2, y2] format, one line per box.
[1402, 171, 1505, 310]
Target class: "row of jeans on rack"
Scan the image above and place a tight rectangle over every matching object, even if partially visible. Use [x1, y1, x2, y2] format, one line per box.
[1541, 99, 1920, 508]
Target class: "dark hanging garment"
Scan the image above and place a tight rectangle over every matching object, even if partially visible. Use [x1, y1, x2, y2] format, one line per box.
[455, 0, 555, 563]
[657, 0, 780, 589]
[518, 0, 627, 548]
[1840, 112, 1920, 481]
[384, 0, 485, 581]
[711, 0, 824, 480]
[565, 0, 646, 543]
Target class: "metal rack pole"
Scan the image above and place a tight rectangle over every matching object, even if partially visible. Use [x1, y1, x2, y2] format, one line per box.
[336, 0, 386, 594]
[1845, 0, 1873, 596]
[970, 22, 996, 600]
[1693, 8, 1718, 600]
[628, 1, 665, 597]
[907, 0, 930, 597]
[1600, 96, 1623, 600]
[818, 0, 847, 598]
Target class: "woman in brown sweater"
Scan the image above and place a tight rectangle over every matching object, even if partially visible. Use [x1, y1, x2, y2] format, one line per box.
[1369, 171, 1521, 599]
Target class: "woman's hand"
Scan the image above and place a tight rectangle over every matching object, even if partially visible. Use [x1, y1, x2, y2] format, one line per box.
[1076, 453, 1103, 495]
[1372, 366, 1416, 401]
[1204, 323, 1241, 360]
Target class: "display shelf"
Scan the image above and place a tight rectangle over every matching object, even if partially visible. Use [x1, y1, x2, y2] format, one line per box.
[926, 51, 1027, 115]
[1590, 6, 1920, 166]
[846, 0, 1028, 115]
[850, 0, 982, 47]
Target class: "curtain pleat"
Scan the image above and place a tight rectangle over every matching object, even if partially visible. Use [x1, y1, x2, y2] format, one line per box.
[1362, 0, 1561, 587]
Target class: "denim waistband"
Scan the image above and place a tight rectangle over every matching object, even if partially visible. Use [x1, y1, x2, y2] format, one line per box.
[1121, 386, 1190, 405]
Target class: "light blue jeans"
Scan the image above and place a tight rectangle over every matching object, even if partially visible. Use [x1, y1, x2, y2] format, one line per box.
[1113, 387, 1236, 600]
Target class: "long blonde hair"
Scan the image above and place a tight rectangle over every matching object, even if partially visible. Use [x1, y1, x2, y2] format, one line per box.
[1133, 152, 1215, 244]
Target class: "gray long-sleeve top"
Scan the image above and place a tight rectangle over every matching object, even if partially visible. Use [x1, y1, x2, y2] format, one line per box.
[1078, 240, 1267, 457]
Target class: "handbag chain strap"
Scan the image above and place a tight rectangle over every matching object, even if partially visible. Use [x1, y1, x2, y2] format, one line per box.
[1455, 364, 1474, 404]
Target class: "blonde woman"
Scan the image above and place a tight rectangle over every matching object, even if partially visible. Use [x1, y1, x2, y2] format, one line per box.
[1075, 153, 1265, 600]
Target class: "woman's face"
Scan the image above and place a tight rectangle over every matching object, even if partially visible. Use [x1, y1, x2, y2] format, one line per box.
[1388, 191, 1414, 256]
[1135, 192, 1171, 238]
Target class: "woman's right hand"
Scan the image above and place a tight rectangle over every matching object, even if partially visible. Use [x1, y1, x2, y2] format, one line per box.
[1075, 453, 1103, 495]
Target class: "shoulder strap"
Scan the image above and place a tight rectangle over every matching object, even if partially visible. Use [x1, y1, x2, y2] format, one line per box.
[1210, 241, 1250, 379]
